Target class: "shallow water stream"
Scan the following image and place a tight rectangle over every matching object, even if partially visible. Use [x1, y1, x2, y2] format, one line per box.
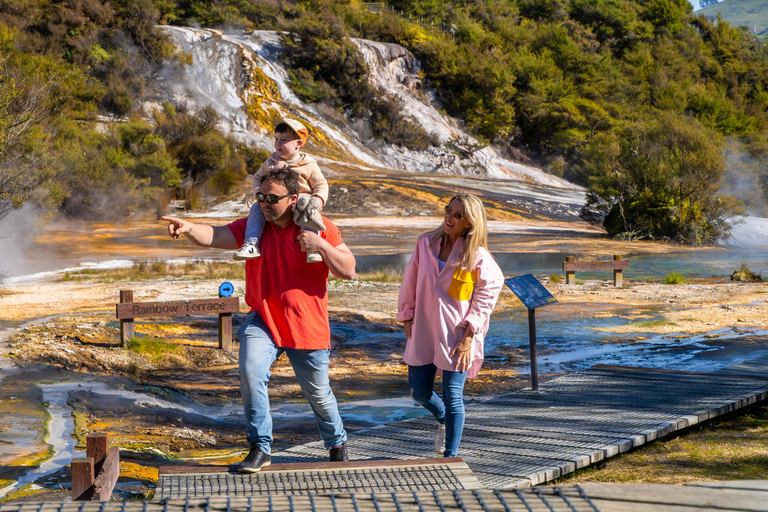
[0, 375, 429, 499]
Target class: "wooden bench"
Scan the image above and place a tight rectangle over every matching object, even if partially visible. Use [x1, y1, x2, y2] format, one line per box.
[562, 255, 629, 287]
[115, 290, 239, 350]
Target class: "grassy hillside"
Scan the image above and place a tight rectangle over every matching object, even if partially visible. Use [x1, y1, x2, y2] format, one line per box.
[698, 0, 768, 31]
[3, 0, 768, 245]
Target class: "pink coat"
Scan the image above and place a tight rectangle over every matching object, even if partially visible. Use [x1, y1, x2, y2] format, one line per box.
[397, 234, 504, 379]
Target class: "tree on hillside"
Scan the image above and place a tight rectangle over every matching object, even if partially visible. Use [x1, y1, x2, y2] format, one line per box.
[0, 56, 62, 223]
[588, 113, 740, 244]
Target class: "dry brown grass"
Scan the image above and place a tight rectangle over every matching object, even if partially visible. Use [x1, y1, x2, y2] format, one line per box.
[58, 259, 245, 282]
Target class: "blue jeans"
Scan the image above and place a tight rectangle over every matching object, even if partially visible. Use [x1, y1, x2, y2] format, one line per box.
[237, 311, 346, 454]
[408, 363, 467, 457]
[243, 202, 265, 245]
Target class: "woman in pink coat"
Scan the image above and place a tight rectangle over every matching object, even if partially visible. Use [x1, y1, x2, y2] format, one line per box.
[397, 193, 504, 457]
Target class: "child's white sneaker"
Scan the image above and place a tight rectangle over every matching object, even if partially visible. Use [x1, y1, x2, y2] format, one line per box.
[234, 243, 261, 260]
[435, 423, 446, 455]
[306, 251, 323, 263]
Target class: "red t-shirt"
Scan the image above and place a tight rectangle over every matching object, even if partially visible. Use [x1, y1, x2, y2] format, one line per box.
[228, 217, 343, 350]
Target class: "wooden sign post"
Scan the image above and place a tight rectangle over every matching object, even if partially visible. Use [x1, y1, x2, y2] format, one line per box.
[116, 291, 239, 350]
[505, 274, 558, 391]
[119, 290, 134, 344]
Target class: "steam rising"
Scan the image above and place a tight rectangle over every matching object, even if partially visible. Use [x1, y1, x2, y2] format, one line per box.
[0, 204, 41, 280]
[720, 140, 768, 217]
[717, 141, 768, 248]
[721, 216, 768, 248]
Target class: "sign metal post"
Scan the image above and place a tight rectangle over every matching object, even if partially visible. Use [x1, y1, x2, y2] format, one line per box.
[505, 274, 558, 391]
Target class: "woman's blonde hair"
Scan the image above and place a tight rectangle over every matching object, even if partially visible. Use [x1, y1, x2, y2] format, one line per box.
[429, 193, 489, 269]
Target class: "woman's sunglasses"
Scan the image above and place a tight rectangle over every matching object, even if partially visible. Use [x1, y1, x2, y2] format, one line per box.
[444, 205, 465, 221]
[256, 192, 292, 204]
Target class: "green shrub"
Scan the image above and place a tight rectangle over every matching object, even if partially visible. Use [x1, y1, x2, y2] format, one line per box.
[663, 273, 686, 284]
[133, 150, 181, 188]
[633, 319, 676, 328]
[126, 338, 184, 361]
[731, 262, 763, 282]
[150, 260, 168, 275]
[549, 274, 562, 283]
[597, 112, 738, 245]
[281, 14, 437, 150]
[288, 68, 335, 103]
[102, 83, 133, 119]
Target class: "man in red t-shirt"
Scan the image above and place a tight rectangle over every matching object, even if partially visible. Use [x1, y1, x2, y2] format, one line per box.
[163, 169, 355, 473]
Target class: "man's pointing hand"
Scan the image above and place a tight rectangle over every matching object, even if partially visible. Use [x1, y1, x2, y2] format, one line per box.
[162, 216, 192, 239]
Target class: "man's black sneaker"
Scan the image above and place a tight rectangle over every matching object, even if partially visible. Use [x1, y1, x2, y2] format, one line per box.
[329, 442, 349, 462]
[238, 444, 271, 473]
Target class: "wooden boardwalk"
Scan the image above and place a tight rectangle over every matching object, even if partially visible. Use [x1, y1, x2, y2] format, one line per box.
[270, 364, 768, 489]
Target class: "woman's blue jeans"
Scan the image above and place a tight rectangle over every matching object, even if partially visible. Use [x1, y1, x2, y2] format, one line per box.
[237, 311, 346, 454]
[408, 363, 467, 457]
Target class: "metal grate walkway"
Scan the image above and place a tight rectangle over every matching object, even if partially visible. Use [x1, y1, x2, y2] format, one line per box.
[280, 365, 768, 488]
[157, 459, 481, 499]
[0, 488, 602, 512]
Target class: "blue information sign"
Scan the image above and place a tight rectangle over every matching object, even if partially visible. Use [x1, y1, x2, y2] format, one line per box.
[505, 274, 557, 310]
[218, 281, 234, 298]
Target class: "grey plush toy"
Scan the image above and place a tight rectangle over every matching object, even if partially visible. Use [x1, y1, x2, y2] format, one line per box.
[269, 161, 288, 172]
[293, 194, 326, 232]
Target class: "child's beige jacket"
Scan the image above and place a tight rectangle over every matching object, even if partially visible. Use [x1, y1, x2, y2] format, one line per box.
[253, 152, 329, 205]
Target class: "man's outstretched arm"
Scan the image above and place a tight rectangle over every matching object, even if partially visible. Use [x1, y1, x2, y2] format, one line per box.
[162, 216, 239, 250]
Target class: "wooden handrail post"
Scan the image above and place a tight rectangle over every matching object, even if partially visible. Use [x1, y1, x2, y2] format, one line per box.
[73, 433, 120, 502]
[71, 457, 94, 501]
[565, 256, 576, 285]
[119, 290, 134, 347]
[613, 254, 623, 287]
[86, 433, 109, 476]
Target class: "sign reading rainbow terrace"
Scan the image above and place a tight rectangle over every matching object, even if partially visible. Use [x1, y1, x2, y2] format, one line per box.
[116, 298, 240, 319]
